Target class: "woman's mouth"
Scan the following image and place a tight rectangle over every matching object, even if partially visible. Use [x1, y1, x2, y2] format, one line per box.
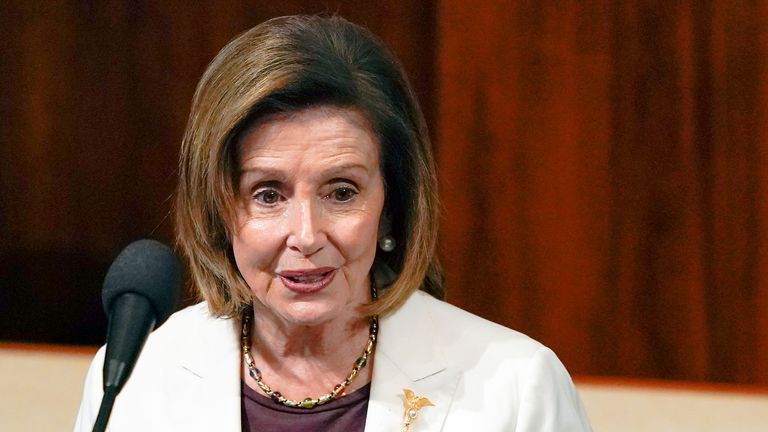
[278, 268, 337, 294]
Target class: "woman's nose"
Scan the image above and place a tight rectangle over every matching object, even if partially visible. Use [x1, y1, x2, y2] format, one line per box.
[285, 199, 327, 256]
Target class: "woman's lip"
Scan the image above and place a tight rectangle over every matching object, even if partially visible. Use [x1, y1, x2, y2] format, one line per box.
[279, 268, 337, 294]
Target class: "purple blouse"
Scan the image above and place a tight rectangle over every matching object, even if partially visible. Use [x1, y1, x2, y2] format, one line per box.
[241, 381, 370, 432]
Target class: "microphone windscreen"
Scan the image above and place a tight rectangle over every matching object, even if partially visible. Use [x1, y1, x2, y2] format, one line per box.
[102, 239, 181, 326]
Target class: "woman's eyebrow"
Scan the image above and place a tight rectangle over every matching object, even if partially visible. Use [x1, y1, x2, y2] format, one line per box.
[238, 167, 288, 183]
[322, 163, 370, 177]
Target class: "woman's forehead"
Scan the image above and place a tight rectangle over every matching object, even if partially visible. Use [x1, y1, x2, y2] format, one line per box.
[237, 106, 380, 172]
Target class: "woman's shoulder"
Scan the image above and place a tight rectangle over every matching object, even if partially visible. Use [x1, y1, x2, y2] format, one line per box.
[136, 301, 233, 359]
[86, 302, 231, 378]
[74, 302, 238, 431]
[409, 290, 545, 356]
[383, 290, 567, 383]
[157, 301, 222, 331]
[383, 291, 592, 431]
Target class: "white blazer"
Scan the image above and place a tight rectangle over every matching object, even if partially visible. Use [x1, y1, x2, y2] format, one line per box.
[75, 291, 592, 431]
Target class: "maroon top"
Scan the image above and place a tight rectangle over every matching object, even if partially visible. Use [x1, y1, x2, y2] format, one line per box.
[241, 381, 370, 432]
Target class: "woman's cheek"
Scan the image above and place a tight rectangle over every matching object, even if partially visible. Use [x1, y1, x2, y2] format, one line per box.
[332, 216, 379, 257]
[235, 218, 285, 269]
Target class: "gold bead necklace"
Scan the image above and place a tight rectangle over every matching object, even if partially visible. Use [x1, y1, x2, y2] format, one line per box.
[241, 287, 378, 409]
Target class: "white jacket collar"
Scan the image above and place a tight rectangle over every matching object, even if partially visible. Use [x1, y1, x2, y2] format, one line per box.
[174, 305, 241, 431]
[365, 291, 460, 431]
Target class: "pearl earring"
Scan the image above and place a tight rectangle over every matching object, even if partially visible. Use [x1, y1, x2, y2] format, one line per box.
[378, 235, 396, 252]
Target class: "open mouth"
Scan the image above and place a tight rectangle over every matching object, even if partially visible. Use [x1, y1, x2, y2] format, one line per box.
[279, 269, 337, 294]
[284, 271, 331, 283]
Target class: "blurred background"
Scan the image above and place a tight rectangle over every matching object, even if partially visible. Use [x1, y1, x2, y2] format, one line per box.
[1, 0, 766, 392]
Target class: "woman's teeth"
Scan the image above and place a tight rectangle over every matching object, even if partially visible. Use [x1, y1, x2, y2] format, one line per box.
[289, 273, 328, 282]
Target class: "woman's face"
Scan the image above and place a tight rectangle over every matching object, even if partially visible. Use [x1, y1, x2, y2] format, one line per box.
[232, 106, 385, 327]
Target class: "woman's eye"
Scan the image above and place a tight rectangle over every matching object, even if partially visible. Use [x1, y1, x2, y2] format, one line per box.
[331, 187, 358, 202]
[254, 189, 281, 205]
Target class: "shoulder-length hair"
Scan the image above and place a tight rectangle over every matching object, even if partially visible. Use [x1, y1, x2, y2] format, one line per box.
[175, 15, 442, 318]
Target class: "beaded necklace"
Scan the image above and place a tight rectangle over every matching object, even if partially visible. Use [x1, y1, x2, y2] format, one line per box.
[241, 287, 378, 409]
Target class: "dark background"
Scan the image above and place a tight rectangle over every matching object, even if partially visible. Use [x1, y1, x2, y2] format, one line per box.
[1, 1, 766, 387]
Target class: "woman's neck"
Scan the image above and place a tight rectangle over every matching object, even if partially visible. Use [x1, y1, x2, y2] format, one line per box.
[242, 305, 374, 400]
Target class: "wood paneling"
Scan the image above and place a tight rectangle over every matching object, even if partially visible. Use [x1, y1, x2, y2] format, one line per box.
[436, 0, 768, 385]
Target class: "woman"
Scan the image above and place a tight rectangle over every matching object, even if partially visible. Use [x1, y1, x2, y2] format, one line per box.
[75, 15, 592, 432]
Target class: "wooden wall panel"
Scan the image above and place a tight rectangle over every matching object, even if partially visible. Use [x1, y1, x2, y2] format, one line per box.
[436, 0, 768, 386]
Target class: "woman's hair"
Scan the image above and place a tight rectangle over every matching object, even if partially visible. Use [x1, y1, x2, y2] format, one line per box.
[175, 15, 443, 318]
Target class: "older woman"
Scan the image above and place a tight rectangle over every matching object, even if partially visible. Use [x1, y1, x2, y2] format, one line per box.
[75, 15, 591, 432]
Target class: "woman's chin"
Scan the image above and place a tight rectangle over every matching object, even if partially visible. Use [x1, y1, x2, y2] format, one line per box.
[278, 301, 347, 327]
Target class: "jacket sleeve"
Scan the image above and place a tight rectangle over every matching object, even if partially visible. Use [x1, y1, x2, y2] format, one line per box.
[514, 346, 593, 432]
[73, 347, 106, 432]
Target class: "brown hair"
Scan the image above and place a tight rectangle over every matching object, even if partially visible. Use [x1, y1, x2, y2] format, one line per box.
[175, 15, 442, 318]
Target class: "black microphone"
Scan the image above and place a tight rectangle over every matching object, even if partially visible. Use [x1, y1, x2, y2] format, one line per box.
[92, 239, 181, 432]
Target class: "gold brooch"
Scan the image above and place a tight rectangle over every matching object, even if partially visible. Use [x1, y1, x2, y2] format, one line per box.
[400, 388, 434, 431]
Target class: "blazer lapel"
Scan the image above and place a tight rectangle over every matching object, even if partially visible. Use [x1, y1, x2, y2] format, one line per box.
[365, 292, 460, 432]
[169, 307, 242, 432]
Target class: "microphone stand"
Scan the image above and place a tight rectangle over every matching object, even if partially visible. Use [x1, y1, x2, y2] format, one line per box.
[92, 389, 118, 432]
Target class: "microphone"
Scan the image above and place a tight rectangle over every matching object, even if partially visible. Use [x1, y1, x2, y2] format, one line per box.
[92, 239, 181, 432]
